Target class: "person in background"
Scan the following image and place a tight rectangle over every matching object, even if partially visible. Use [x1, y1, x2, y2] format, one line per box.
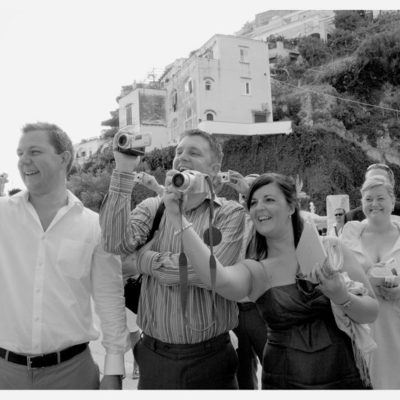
[329, 207, 347, 237]
[346, 163, 400, 221]
[163, 172, 378, 389]
[0, 172, 8, 197]
[100, 129, 249, 389]
[0, 122, 129, 390]
[341, 175, 400, 389]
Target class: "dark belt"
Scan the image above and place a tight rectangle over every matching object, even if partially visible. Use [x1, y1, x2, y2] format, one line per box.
[142, 332, 230, 354]
[0, 342, 88, 369]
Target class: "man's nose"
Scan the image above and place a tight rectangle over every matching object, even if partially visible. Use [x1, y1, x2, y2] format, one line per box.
[19, 153, 31, 164]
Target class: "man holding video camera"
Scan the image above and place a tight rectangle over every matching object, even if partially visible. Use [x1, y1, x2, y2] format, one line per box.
[100, 128, 249, 389]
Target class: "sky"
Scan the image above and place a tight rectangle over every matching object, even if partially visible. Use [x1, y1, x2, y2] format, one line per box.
[0, 0, 384, 192]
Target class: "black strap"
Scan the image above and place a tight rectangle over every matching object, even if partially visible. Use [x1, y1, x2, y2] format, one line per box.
[147, 201, 165, 243]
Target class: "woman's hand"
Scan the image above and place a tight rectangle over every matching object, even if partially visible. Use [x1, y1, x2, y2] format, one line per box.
[312, 260, 349, 304]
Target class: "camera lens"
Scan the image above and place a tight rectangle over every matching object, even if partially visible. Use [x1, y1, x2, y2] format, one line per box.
[172, 173, 185, 188]
[118, 134, 128, 147]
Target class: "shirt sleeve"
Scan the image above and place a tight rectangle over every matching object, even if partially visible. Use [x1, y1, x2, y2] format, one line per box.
[90, 228, 131, 376]
[137, 249, 210, 288]
[136, 201, 248, 288]
[100, 170, 159, 255]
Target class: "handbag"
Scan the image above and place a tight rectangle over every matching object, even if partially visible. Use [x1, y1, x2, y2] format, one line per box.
[124, 274, 143, 314]
[124, 202, 165, 313]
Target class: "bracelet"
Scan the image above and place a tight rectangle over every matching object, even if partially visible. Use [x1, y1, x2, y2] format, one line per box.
[337, 296, 352, 309]
[174, 223, 193, 236]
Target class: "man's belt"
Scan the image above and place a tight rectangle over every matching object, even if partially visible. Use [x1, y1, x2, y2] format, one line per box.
[0, 342, 88, 369]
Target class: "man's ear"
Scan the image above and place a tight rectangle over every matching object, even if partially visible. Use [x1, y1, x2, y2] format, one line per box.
[60, 151, 72, 171]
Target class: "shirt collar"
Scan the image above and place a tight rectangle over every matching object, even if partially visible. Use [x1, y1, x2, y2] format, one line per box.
[8, 189, 84, 210]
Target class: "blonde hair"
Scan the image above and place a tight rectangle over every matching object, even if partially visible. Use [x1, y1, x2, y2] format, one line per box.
[361, 175, 395, 201]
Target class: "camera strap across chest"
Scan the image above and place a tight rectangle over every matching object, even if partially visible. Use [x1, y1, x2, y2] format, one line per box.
[178, 176, 221, 332]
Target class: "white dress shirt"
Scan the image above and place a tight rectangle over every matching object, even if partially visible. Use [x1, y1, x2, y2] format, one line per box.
[0, 190, 130, 375]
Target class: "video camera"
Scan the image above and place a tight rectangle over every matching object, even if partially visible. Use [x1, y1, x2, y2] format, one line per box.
[171, 170, 209, 195]
[115, 128, 152, 156]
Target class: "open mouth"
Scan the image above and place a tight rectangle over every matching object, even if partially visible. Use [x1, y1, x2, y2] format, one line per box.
[258, 216, 272, 222]
[25, 171, 39, 176]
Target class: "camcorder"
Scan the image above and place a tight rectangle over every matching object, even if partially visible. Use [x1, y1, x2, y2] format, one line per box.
[115, 129, 152, 156]
[171, 170, 209, 195]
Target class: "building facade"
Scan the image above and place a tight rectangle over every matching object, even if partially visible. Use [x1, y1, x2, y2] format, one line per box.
[159, 34, 290, 144]
[74, 137, 106, 166]
[117, 82, 169, 150]
[238, 10, 335, 42]
[117, 34, 291, 148]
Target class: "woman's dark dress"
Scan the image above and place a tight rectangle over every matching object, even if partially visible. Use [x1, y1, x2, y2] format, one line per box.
[255, 283, 369, 389]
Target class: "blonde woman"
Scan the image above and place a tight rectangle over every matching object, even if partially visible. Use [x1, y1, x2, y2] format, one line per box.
[341, 175, 400, 389]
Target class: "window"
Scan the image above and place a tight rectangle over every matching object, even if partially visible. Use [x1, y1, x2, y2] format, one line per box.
[241, 79, 251, 95]
[204, 77, 214, 91]
[171, 91, 178, 112]
[204, 109, 216, 121]
[125, 104, 132, 126]
[239, 47, 249, 63]
[253, 112, 267, 123]
[186, 107, 192, 119]
[184, 78, 193, 96]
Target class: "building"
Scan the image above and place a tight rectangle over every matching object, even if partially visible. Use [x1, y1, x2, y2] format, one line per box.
[159, 34, 291, 144]
[117, 34, 291, 148]
[117, 81, 169, 150]
[237, 10, 335, 42]
[267, 40, 300, 67]
[74, 137, 106, 166]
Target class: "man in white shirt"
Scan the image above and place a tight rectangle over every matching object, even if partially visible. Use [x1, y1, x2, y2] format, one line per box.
[0, 122, 130, 389]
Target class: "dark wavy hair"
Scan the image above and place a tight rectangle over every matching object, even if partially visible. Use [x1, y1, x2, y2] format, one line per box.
[246, 173, 304, 260]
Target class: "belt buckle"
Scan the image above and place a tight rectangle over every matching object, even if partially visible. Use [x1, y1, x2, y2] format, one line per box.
[27, 354, 44, 369]
[27, 355, 35, 369]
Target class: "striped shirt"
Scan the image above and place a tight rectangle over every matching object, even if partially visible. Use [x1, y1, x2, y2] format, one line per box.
[100, 170, 250, 343]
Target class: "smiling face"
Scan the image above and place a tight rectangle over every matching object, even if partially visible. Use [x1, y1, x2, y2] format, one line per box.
[248, 182, 294, 238]
[17, 130, 68, 196]
[172, 134, 220, 177]
[362, 185, 394, 223]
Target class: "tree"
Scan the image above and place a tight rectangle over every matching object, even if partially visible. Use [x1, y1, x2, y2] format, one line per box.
[333, 10, 368, 31]
[297, 36, 329, 67]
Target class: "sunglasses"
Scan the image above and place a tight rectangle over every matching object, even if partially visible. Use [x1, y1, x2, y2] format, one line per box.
[334, 213, 344, 217]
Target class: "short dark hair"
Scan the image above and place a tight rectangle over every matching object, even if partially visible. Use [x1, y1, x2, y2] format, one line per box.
[365, 163, 395, 186]
[179, 129, 223, 163]
[22, 122, 74, 173]
[246, 173, 304, 260]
